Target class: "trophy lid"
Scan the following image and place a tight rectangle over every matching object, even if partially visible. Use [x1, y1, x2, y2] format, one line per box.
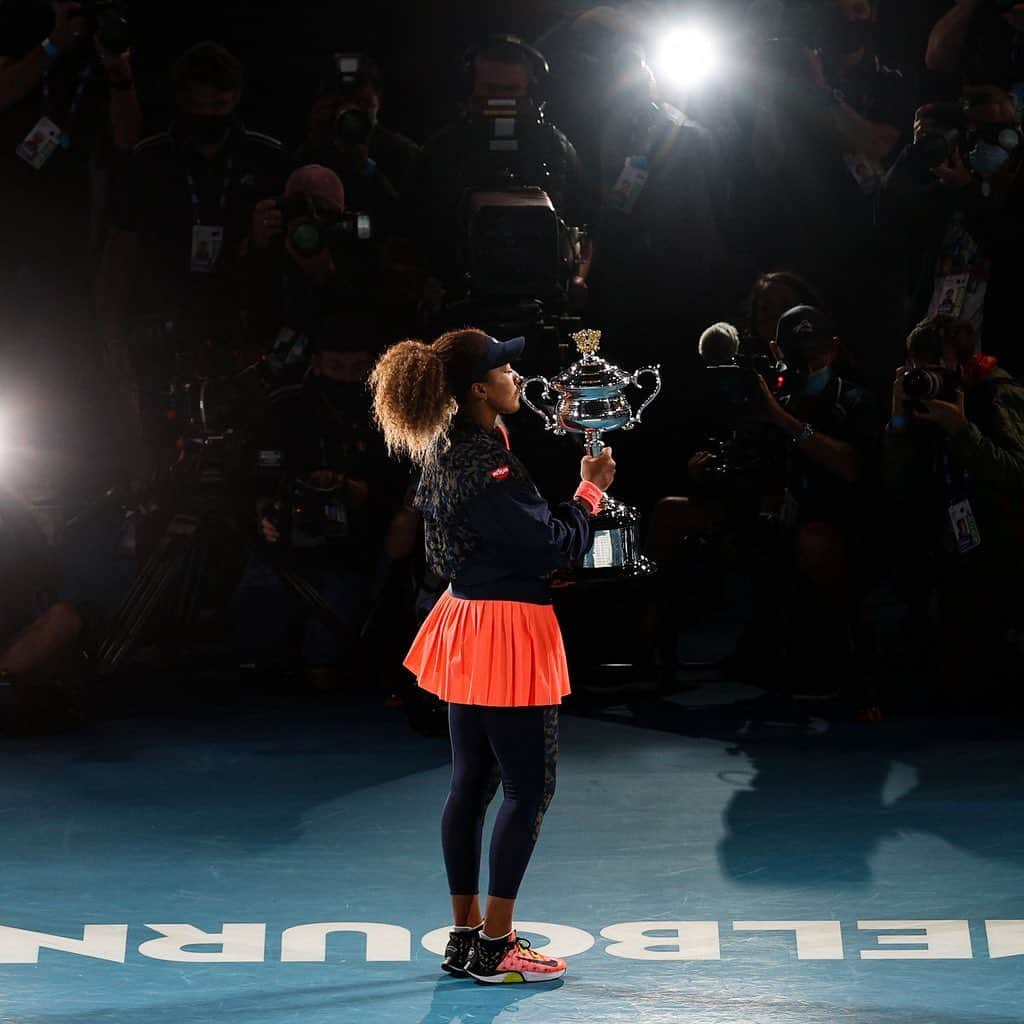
[551, 330, 632, 390]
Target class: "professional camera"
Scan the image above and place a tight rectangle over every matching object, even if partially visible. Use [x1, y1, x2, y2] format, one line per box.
[912, 105, 967, 169]
[265, 479, 349, 550]
[80, 0, 130, 55]
[173, 330, 312, 443]
[461, 187, 573, 299]
[703, 364, 764, 411]
[276, 196, 372, 256]
[903, 366, 960, 403]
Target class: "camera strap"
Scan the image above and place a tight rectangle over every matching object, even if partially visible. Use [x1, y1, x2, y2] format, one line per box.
[41, 61, 94, 150]
[184, 156, 235, 227]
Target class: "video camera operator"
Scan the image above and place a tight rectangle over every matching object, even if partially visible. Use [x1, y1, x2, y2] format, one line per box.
[926, 0, 1024, 89]
[294, 52, 418, 232]
[100, 42, 288, 473]
[230, 319, 404, 691]
[750, 0, 911, 380]
[878, 86, 1024, 370]
[404, 35, 593, 313]
[883, 315, 1024, 702]
[590, 41, 733, 364]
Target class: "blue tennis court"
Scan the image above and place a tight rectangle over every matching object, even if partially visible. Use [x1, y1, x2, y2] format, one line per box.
[0, 687, 1021, 1024]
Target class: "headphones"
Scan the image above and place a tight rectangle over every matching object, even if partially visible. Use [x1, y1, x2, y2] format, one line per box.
[460, 35, 550, 98]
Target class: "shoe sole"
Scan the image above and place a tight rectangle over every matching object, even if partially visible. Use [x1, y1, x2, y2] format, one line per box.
[441, 962, 469, 977]
[468, 968, 566, 984]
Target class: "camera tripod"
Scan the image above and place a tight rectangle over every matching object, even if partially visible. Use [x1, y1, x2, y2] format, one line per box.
[91, 437, 359, 678]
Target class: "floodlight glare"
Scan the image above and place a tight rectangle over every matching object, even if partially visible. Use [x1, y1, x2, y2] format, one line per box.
[655, 26, 719, 88]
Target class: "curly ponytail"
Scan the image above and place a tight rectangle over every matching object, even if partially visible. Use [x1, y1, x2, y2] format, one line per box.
[369, 328, 490, 465]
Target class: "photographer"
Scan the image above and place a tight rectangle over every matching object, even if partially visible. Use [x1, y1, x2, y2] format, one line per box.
[404, 35, 593, 306]
[231, 321, 402, 690]
[243, 164, 382, 355]
[0, 0, 140, 346]
[294, 52, 418, 230]
[926, 0, 1024, 88]
[878, 86, 1024, 370]
[644, 322, 780, 680]
[883, 316, 1024, 700]
[746, 304, 883, 694]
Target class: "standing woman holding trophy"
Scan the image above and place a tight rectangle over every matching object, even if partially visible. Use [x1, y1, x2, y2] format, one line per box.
[369, 327, 614, 985]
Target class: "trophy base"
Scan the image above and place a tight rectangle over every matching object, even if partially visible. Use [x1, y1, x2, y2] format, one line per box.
[570, 495, 658, 582]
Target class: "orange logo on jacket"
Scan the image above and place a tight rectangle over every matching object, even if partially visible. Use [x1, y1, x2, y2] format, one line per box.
[490, 466, 511, 480]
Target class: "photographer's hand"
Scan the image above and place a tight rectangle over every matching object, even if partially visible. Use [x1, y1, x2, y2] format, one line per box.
[688, 451, 713, 481]
[95, 35, 131, 80]
[804, 48, 829, 94]
[754, 373, 787, 426]
[251, 199, 284, 249]
[933, 148, 971, 189]
[890, 367, 908, 426]
[915, 389, 969, 435]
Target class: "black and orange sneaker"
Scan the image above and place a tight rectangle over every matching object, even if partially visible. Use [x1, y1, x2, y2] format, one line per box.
[465, 930, 566, 984]
[441, 924, 482, 976]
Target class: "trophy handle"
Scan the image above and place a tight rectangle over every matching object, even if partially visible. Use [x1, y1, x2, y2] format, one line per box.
[520, 376, 563, 433]
[629, 365, 662, 426]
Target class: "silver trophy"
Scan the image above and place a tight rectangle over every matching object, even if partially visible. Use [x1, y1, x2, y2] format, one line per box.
[521, 329, 661, 577]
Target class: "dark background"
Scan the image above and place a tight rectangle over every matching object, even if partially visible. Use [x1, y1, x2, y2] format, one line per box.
[117, 0, 952, 144]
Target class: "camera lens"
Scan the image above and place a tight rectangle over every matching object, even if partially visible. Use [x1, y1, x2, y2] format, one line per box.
[903, 367, 943, 399]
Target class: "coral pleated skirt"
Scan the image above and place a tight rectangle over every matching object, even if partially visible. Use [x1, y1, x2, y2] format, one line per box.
[403, 591, 571, 707]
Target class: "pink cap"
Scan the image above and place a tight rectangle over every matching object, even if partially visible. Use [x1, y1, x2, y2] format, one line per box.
[284, 164, 345, 212]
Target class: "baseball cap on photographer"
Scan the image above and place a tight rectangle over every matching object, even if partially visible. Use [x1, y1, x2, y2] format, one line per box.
[774, 305, 835, 360]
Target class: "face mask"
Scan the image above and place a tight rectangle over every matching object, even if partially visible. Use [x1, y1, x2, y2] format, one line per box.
[802, 366, 832, 397]
[176, 112, 234, 146]
[969, 141, 1010, 178]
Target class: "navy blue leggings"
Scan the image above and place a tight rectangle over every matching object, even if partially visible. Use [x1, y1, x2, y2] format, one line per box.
[442, 704, 559, 900]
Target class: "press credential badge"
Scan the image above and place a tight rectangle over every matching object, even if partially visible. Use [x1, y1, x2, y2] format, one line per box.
[17, 117, 61, 169]
[190, 225, 224, 273]
[948, 498, 982, 554]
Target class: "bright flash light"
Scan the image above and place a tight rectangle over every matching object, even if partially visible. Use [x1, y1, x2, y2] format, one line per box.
[655, 26, 719, 88]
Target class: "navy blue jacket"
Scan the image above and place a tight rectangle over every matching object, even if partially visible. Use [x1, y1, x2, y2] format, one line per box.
[415, 419, 594, 604]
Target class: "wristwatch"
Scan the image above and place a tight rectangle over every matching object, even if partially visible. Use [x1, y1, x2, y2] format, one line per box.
[793, 422, 817, 447]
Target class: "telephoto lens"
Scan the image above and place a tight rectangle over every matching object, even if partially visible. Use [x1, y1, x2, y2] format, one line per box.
[902, 367, 959, 401]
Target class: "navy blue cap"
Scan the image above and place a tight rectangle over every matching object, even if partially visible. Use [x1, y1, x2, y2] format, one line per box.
[470, 334, 526, 382]
[774, 305, 835, 357]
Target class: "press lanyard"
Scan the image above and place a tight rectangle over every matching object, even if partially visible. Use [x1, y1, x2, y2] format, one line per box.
[941, 449, 971, 499]
[184, 156, 234, 226]
[42, 62, 94, 149]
